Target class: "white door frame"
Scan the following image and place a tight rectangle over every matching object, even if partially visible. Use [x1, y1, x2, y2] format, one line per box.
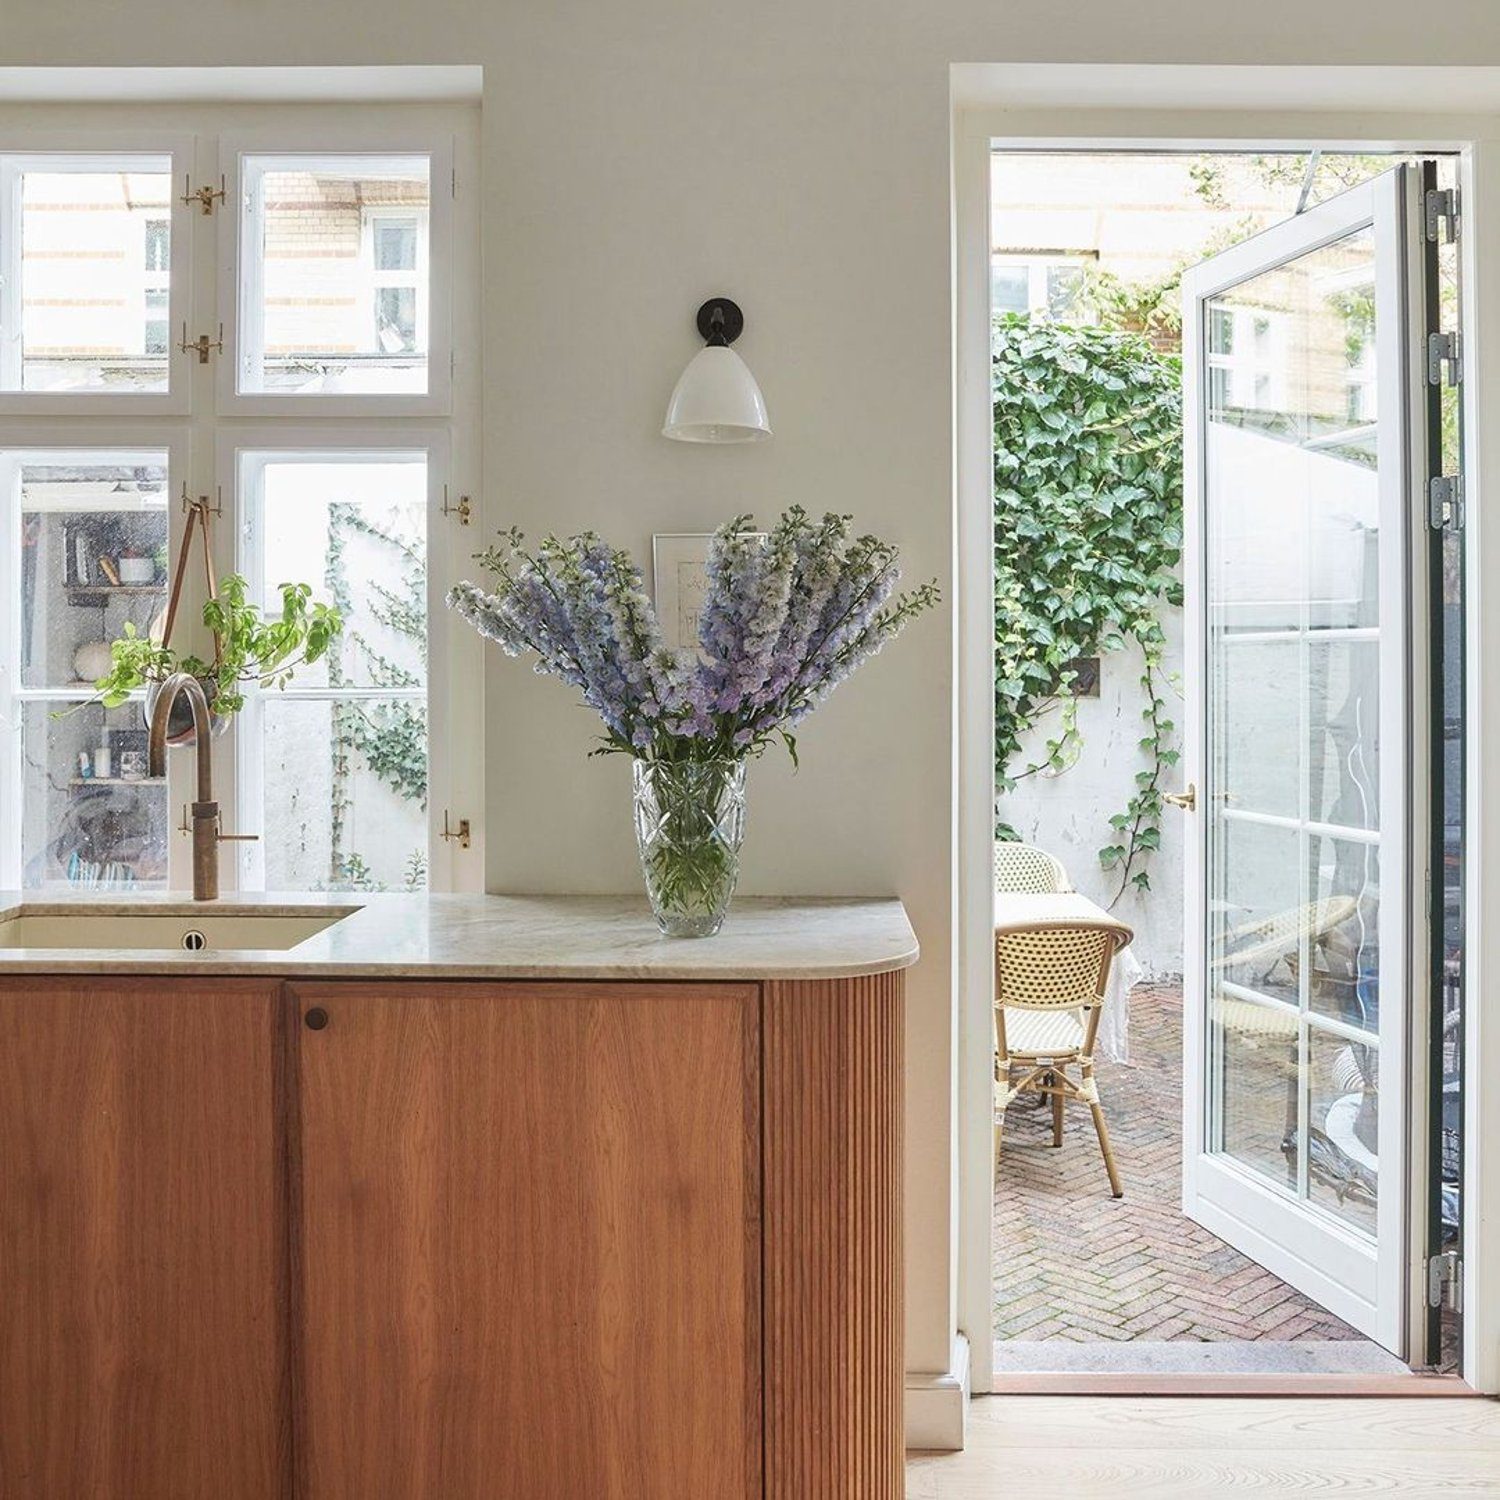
[954, 80, 1500, 1398]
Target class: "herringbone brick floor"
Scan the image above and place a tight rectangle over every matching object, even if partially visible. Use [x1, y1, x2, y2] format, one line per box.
[993, 982, 1363, 1343]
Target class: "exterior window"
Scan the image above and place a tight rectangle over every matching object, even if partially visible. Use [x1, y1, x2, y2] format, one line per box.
[368, 212, 424, 354]
[236, 450, 429, 893]
[0, 118, 472, 895]
[991, 255, 1088, 320]
[237, 153, 432, 396]
[0, 155, 174, 394]
[0, 451, 171, 889]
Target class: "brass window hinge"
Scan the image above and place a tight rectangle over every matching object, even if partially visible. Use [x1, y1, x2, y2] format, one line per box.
[179, 322, 224, 365]
[441, 487, 472, 526]
[441, 811, 472, 849]
[179, 483, 224, 518]
[181, 174, 226, 215]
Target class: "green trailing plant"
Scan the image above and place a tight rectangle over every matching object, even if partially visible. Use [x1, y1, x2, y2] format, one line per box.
[82, 574, 342, 714]
[993, 314, 1183, 901]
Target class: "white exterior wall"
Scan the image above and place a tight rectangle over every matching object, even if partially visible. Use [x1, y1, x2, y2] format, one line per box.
[1002, 602, 1187, 977]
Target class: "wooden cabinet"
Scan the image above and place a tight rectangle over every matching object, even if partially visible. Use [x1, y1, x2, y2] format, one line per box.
[290, 981, 761, 1500]
[0, 968, 903, 1499]
[0, 978, 288, 1499]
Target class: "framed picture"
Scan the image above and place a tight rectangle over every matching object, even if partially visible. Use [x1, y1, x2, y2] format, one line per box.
[651, 531, 765, 650]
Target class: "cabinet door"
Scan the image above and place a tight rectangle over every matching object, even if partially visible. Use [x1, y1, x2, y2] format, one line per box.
[292, 981, 759, 1500]
[0, 978, 289, 1499]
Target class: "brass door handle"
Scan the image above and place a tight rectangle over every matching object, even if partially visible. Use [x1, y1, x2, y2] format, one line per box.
[1163, 784, 1197, 812]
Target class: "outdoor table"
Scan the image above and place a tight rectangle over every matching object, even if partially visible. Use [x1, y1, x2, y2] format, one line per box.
[993, 890, 1143, 1063]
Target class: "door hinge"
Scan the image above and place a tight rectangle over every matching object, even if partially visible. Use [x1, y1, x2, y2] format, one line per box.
[1429, 474, 1465, 531]
[180, 174, 226, 216]
[1427, 1249, 1462, 1311]
[1428, 330, 1462, 387]
[1425, 186, 1460, 244]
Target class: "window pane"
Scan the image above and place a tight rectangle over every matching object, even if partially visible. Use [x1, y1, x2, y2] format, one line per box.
[1046, 264, 1083, 318]
[373, 218, 417, 272]
[990, 263, 1029, 315]
[254, 456, 427, 691]
[243, 453, 428, 895]
[376, 287, 417, 354]
[17, 454, 169, 690]
[19, 699, 168, 890]
[11, 160, 173, 393]
[260, 696, 427, 892]
[5, 452, 171, 890]
[240, 154, 430, 395]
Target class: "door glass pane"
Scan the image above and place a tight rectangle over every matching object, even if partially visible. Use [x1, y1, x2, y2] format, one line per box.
[243, 453, 428, 894]
[239, 154, 430, 396]
[1219, 638, 1298, 819]
[1308, 1022, 1380, 1236]
[1204, 225, 1383, 1239]
[9, 158, 173, 393]
[1213, 1000, 1299, 1193]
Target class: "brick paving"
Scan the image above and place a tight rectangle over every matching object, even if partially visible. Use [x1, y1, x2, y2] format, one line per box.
[993, 982, 1364, 1343]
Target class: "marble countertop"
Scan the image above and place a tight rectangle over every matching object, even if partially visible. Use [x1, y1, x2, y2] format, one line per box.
[0, 891, 919, 981]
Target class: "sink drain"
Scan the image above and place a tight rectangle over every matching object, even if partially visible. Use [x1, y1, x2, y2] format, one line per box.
[181, 929, 208, 952]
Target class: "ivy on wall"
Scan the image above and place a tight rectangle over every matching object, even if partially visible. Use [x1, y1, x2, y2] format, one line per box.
[993, 314, 1184, 900]
[325, 502, 429, 891]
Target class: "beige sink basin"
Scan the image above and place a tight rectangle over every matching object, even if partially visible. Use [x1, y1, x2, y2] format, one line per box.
[0, 905, 359, 953]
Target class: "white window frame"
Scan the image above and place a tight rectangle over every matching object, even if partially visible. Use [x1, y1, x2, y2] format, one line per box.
[0, 427, 194, 891]
[218, 426, 470, 894]
[216, 130, 454, 418]
[0, 137, 195, 417]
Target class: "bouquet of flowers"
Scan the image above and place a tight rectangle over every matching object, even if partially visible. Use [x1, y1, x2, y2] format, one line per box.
[448, 506, 937, 934]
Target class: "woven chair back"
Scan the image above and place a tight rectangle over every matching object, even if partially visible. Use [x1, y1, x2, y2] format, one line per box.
[995, 921, 1129, 1012]
[993, 841, 1071, 894]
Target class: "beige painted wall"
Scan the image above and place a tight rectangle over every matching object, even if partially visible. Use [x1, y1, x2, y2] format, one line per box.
[7, 0, 1500, 1395]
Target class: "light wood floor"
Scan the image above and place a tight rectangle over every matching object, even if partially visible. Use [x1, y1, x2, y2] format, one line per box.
[907, 1395, 1500, 1497]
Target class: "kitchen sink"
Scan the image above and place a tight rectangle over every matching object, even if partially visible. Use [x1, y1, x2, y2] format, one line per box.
[0, 905, 359, 953]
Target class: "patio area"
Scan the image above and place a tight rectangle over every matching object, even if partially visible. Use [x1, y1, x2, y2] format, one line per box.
[992, 981, 1405, 1372]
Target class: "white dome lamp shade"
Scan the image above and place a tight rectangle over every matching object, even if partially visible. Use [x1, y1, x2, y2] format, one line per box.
[662, 297, 771, 444]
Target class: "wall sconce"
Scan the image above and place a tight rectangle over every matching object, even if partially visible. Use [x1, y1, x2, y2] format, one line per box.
[661, 297, 771, 444]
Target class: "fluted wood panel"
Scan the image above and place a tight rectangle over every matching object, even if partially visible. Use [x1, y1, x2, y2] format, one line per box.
[762, 970, 904, 1499]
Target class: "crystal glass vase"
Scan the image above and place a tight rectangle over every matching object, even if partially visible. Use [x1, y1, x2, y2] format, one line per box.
[632, 758, 747, 937]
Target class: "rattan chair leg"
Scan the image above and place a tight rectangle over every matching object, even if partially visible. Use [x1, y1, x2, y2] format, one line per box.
[1089, 1098, 1123, 1199]
[1051, 1076, 1065, 1147]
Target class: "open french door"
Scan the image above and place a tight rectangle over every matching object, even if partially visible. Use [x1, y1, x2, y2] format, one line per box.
[1177, 166, 1430, 1354]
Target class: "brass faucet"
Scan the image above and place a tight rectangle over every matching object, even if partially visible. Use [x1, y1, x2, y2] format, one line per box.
[146, 672, 256, 901]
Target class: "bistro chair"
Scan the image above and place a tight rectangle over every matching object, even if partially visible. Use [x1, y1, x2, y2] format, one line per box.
[994, 915, 1133, 1198]
[993, 840, 1072, 895]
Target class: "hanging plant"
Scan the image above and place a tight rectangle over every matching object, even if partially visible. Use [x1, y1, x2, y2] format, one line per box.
[62, 494, 343, 739]
[993, 314, 1183, 901]
[86, 573, 343, 715]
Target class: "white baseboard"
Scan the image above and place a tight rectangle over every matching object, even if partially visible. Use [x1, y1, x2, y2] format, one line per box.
[904, 1333, 971, 1450]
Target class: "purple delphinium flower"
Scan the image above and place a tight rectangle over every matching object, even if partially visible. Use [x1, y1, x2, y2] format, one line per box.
[447, 511, 938, 764]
